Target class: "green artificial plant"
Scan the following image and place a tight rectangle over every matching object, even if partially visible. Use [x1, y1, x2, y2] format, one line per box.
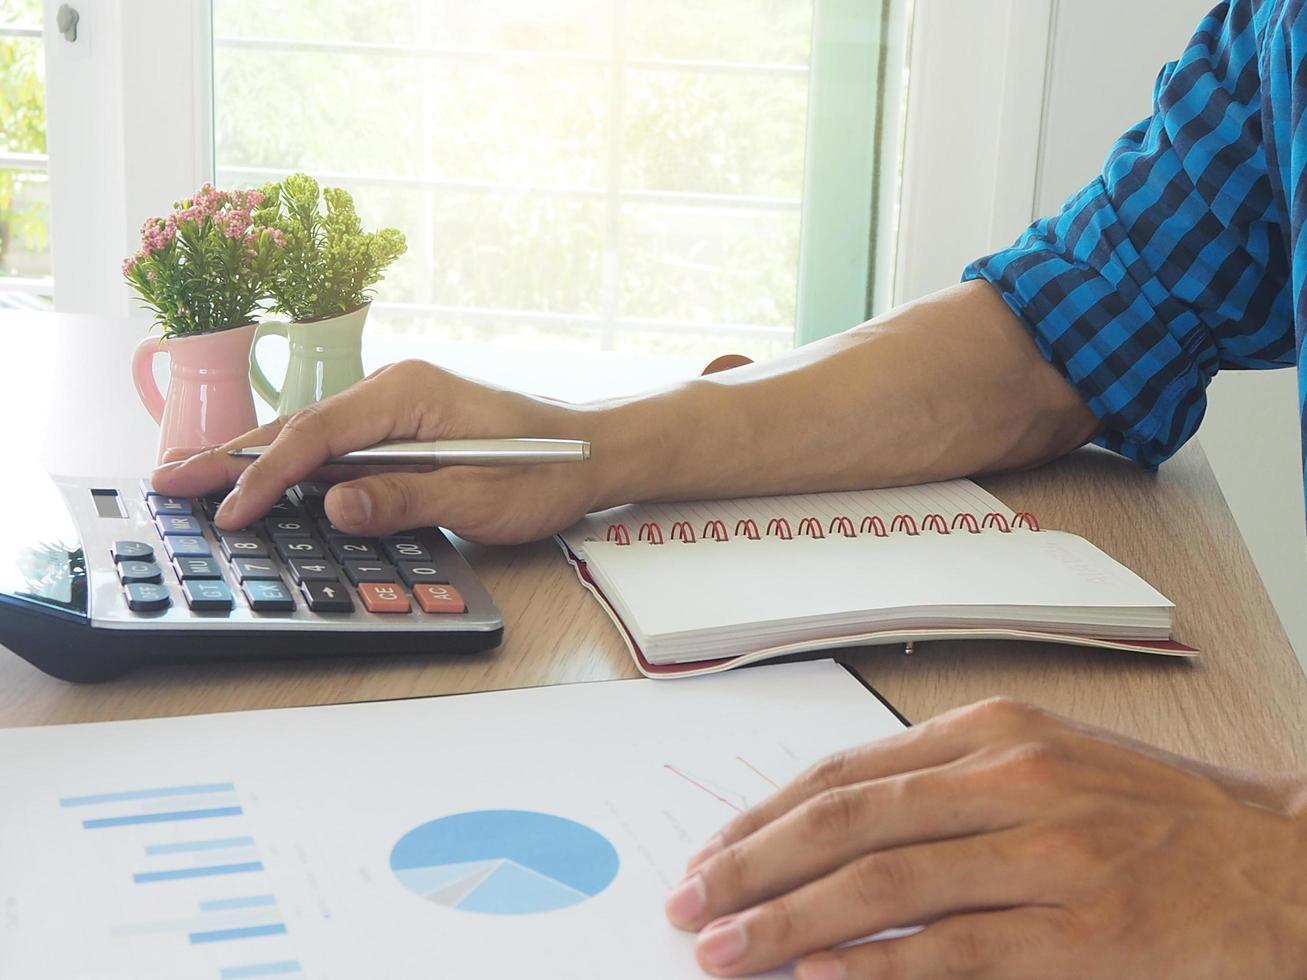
[254, 173, 406, 321]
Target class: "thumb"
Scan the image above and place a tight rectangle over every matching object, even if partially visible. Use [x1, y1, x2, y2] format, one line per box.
[326, 468, 499, 538]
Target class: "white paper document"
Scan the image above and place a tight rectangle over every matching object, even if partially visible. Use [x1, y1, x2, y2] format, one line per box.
[0, 661, 906, 979]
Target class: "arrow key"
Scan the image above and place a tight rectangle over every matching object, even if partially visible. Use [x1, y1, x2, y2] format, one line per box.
[302, 578, 353, 612]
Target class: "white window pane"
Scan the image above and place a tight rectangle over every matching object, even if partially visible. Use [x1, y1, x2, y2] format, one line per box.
[0, 15, 52, 309]
[212, 1, 903, 360]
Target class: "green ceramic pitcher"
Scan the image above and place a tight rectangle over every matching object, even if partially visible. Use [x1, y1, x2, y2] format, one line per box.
[249, 302, 368, 415]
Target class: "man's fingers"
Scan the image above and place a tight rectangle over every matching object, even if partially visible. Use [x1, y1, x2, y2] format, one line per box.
[793, 907, 1069, 980]
[694, 698, 1057, 869]
[212, 376, 424, 529]
[149, 418, 290, 498]
[669, 765, 1019, 933]
[690, 835, 1049, 977]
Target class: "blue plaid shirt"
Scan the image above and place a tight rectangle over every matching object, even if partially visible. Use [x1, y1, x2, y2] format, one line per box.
[963, 0, 1305, 494]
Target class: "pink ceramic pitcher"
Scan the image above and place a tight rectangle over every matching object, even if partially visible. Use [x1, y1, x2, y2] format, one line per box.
[131, 323, 260, 463]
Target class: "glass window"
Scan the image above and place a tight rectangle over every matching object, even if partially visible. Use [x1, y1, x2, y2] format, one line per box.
[211, 1, 907, 361]
[0, 0, 52, 309]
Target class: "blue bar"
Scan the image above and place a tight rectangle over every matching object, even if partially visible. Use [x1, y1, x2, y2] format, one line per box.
[219, 962, 301, 978]
[84, 806, 242, 829]
[134, 861, 263, 884]
[147, 836, 255, 855]
[189, 923, 286, 945]
[200, 894, 278, 913]
[60, 783, 235, 807]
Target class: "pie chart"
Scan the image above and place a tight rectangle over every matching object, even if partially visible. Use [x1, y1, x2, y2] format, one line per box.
[389, 809, 620, 915]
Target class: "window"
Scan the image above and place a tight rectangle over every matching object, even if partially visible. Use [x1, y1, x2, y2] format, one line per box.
[0, 0, 51, 310]
[210, 1, 910, 361]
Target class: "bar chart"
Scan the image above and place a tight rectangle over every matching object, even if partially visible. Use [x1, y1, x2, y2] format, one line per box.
[58, 780, 306, 980]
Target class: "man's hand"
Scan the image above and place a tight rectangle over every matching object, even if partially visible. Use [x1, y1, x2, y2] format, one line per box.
[665, 699, 1307, 979]
[150, 359, 613, 544]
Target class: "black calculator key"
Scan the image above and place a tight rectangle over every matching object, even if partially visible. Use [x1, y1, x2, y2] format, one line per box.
[397, 562, 449, 587]
[317, 518, 349, 538]
[343, 560, 396, 585]
[329, 538, 379, 562]
[220, 533, 268, 560]
[124, 582, 171, 611]
[112, 540, 155, 563]
[301, 579, 353, 612]
[156, 514, 204, 536]
[276, 538, 326, 561]
[266, 495, 301, 517]
[287, 559, 338, 584]
[232, 557, 281, 582]
[197, 493, 227, 520]
[265, 517, 313, 538]
[174, 555, 223, 580]
[383, 539, 433, 564]
[117, 560, 162, 585]
[182, 579, 234, 611]
[164, 535, 212, 559]
[295, 482, 331, 517]
[146, 494, 192, 517]
[241, 579, 295, 611]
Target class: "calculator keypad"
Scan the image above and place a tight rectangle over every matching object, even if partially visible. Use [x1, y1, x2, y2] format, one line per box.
[116, 484, 476, 624]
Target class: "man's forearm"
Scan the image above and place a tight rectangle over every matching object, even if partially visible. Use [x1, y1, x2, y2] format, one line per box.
[587, 280, 1102, 508]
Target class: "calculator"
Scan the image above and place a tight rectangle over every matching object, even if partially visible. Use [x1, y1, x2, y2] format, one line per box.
[0, 466, 503, 681]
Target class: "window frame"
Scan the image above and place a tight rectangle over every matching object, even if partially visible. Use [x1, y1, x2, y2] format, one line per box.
[43, 0, 1050, 338]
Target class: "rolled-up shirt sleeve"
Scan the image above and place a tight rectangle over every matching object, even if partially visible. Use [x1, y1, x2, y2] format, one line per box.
[962, 1, 1292, 468]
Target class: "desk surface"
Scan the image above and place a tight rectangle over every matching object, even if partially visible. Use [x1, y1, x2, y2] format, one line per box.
[2, 313, 1304, 773]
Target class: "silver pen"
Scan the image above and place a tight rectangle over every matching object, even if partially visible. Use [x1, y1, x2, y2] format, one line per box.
[228, 438, 591, 466]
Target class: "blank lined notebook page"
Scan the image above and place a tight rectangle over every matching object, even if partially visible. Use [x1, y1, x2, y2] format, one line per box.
[582, 531, 1173, 662]
[559, 480, 1013, 556]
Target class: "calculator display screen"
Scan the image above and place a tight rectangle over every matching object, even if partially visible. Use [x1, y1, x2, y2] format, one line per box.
[0, 466, 87, 616]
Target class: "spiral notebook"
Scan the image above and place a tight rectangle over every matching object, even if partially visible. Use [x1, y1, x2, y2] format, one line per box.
[556, 479, 1194, 678]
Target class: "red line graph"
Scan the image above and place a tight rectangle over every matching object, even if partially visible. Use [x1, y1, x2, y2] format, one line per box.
[664, 765, 743, 813]
[736, 756, 779, 788]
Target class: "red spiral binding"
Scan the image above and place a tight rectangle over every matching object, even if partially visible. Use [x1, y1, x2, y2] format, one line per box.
[952, 513, 981, 533]
[890, 514, 920, 536]
[797, 517, 825, 539]
[921, 513, 949, 534]
[702, 519, 729, 542]
[860, 515, 888, 537]
[829, 515, 856, 537]
[600, 510, 1038, 544]
[735, 518, 760, 540]
[766, 518, 794, 540]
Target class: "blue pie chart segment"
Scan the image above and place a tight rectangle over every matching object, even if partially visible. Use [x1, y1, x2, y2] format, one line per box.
[389, 810, 620, 915]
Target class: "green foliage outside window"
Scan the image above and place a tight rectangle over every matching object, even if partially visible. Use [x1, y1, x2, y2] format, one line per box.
[0, 0, 48, 275]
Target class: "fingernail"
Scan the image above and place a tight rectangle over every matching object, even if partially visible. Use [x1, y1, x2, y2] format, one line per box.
[664, 873, 707, 926]
[686, 834, 725, 872]
[797, 957, 847, 980]
[214, 485, 243, 525]
[333, 487, 372, 528]
[697, 916, 748, 970]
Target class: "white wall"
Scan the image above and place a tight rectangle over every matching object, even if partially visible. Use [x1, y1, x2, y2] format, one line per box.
[1035, 0, 1307, 663]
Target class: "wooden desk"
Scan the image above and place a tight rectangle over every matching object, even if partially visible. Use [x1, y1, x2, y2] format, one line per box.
[1, 315, 1304, 775]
